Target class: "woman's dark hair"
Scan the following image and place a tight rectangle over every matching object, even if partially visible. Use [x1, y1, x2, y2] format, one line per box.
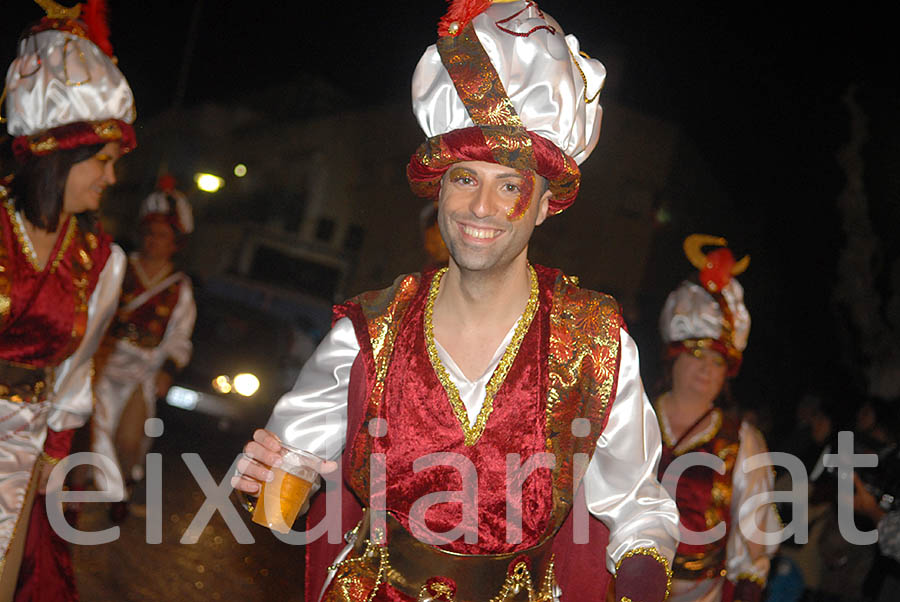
[654, 354, 736, 411]
[10, 143, 104, 233]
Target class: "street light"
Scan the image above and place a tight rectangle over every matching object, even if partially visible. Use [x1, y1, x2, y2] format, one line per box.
[194, 172, 224, 193]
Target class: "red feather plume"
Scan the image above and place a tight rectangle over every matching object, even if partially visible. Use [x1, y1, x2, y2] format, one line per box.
[437, 0, 493, 37]
[81, 0, 114, 56]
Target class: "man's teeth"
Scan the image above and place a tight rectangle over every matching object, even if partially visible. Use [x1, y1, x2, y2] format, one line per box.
[463, 225, 499, 239]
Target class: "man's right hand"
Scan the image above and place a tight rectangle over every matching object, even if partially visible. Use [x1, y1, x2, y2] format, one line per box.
[231, 429, 338, 495]
[231, 429, 285, 494]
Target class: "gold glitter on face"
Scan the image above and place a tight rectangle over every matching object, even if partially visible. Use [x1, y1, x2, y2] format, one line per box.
[506, 169, 536, 221]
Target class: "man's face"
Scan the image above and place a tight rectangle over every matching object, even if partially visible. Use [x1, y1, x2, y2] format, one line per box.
[437, 160, 551, 274]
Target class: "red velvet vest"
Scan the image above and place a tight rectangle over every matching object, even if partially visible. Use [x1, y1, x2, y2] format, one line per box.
[334, 265, 624, 554]
[0, 194, 112, 368]
[107, 261, 183, 349]
[657, 411, 741, 580]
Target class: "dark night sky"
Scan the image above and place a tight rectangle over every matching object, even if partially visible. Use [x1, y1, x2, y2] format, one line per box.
[4, 2, 898, 426]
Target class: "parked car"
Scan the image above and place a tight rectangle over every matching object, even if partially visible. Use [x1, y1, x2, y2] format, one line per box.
[164, 285, 323, 431]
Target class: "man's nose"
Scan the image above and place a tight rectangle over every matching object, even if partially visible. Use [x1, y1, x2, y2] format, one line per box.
[469, 185, 499, 218]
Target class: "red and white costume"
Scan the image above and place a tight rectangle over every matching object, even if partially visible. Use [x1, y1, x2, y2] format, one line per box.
[91, 186, 195, 486]
[655, 236, 779, 602]
[0, 1, 135, 597]
[261, 2, 679, 600]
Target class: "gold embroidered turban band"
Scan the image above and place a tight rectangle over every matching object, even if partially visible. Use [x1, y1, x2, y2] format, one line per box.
[407, 0, 606, 216]
[2, 0, 136, 161]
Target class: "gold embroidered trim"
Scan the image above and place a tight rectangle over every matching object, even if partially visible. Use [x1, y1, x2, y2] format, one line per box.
[424, 265, 539, 446]
[25, 119, 126, 156]
[615, 546, 673, 601]
[657, 393, 723, 455]
[329, 531, 390, 602]
[4, 200, 76, 273]
[567, 46, 603, 104]
[486, 555, 556, 602]
[40, 452, 62, 465]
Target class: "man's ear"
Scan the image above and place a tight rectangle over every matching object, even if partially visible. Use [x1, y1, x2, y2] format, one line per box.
[534, 188, 552, 226]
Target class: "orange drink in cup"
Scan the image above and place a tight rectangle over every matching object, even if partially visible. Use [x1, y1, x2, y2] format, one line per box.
[251, 445, 321, 533]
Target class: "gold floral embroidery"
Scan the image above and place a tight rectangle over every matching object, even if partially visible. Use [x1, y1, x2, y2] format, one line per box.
[424, 265, 539, 446]
[345, 274, 422, 501]
[544, 274, 621, 527]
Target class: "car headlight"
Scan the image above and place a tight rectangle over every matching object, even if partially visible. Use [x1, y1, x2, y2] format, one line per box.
[232, 373, 260, 397]
[212, 375, 232, 394]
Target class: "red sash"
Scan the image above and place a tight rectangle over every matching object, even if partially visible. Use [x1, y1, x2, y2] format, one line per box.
[107, 262, 183, 349]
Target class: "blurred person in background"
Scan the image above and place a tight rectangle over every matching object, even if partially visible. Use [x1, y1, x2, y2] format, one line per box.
[90, 177, 195, 521]
[0, 0, 135, 598]
[849, 401, 900, 602]
[655, 235, 779, 602]
[767, 394, 836, 601]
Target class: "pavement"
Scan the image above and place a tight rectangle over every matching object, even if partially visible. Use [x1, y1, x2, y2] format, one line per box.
[69, 404, 308, 601]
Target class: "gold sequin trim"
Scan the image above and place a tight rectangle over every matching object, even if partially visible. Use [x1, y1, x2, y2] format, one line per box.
[4, 199, 76, 273]
[615, 546, 673, 601]
[424, 265, 539, 446]
[566, 46, 603, 104]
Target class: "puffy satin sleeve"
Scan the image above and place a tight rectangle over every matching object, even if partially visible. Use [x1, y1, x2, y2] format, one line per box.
[725, 421, 780, 582]
[156, 277, 196, 369]
[265, 317, 358, 461]
[583, 328, 680, 573]
[47, 244, 126, 431]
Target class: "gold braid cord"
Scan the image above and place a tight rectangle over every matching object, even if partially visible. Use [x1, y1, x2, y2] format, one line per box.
[615, 547, 673, 602]
[424, 265, 539, 446]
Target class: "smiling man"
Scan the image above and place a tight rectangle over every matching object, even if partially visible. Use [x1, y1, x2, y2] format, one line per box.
[234, 2, 678, 601]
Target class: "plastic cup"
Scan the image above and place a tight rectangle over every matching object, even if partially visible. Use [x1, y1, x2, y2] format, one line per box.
[251, 445, 321, 533]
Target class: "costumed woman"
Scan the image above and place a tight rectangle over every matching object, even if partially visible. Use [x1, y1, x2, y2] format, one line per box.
[655, 235, 779, 602]
[0, 1, 134, 599]
[91, 177, 195, 520]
